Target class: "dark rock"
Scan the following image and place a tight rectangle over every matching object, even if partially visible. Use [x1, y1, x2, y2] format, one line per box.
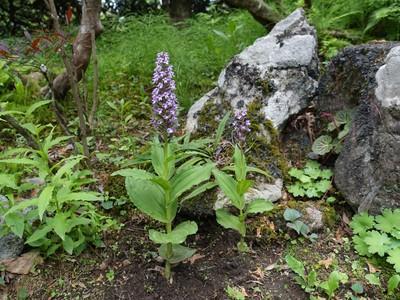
[316, 42, 399, 114]
[0, 196, 24, 259]
[334, 45, 400, 213]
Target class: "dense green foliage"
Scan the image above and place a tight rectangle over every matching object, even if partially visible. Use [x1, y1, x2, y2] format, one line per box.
[96, 12, 265, 110]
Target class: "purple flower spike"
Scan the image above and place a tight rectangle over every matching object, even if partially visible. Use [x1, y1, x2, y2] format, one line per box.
[151, 52, 178, 138]
[232, 108, 251, 143]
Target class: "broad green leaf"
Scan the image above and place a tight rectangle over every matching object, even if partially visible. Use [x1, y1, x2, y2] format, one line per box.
[364, 230, 392, 257]
[0, 158, 40, 168]
[158, 244, 196, 264]
[111, 168, 154, 180]
[215, 209, 245, 236]
[0, 174, 17, 190]
[283, 208, 302, 222]
[352, 234, 371, 256]
[246, 199, 274, 215]
[320, 271, 349, 297]
[213, 169, 242, 210]
[149, 221, 198, 244]
[287, 183, 305, 197]
[63, 235, 74, 255]
[387, 248, 400, 273]
[51, 213, 69, 240]
[5, 198, 38, 216]
[58, 192, 102, 203]
[4, 212, 24, 238]
[236, 179, 252, 196]
[66, 216, 91, 232]
[288, 168, 304, 180]
[52, 156, 83, 183]
[287, 220, 310, 236]
[233, 146, 246, 181]
[26, 100, 53, 115]
[285, 255, 305, 277]
[387, 274, 400, 295]
[171, 163, 214, 199]
[151, 138, 165, 177]
[312, 135, 333, 155]
[182, 181, 218, 202]
[350, 213, 375, 234]
[351, 282, 364, 294]
[375, 209, 400, 233]
[365, 273, 381, 286]
[26, 225, 52, 244]
[316, 179, 331, 193]
[126, 177, 167, 223]
[38, 185, 54, 221]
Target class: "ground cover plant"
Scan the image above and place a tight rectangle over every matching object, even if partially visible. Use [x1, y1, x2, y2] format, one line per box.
[0, 0, 400, 299]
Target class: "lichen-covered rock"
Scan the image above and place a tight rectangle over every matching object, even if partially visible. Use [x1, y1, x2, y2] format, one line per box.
[334, 46, 400, 213]
[186, 8, 319, 133]
[316, 42, 399, 114]
[183, 9, 319, 216]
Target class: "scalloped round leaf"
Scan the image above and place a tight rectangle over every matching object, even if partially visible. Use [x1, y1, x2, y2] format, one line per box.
[387, 248, 400, 273]
[364, 231, 392, 257]
[350, 213, 375, 234]
[312, 135, 333, 155]
[352, 235, 371, 256]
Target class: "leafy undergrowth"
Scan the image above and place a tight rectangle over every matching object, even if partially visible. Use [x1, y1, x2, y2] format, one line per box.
[2, 203, 396, 300]
[95, 12, 265, 111]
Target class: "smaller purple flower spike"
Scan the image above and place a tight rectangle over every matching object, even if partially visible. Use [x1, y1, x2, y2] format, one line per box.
[151, 52, 178, 139]
[232, 108, 251, 143]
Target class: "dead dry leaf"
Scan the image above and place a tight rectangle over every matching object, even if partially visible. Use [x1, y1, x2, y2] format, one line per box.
[250, 267, 265, 280]
[367, 261, 379, 273]
[318, 257, 333, 269]
[0, 251, 42, 275]
[188, 254, 205, 265]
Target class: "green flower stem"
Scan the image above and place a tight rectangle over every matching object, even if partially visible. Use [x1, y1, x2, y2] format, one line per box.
[165, 222, 172, 279]
[239, 208, 246, 246]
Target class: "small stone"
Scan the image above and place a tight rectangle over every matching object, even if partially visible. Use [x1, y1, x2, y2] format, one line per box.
[302, 206, 324, 232]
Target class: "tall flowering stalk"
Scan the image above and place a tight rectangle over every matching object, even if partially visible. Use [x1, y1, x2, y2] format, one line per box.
[151, 52, 178, 139]
[232, 108, 251, 144]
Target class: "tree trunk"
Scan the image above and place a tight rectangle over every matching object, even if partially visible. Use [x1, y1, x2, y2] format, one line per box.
[223, 0, 281, 30]
[169, 0, 192, 22]
[52, 0, 103, 100]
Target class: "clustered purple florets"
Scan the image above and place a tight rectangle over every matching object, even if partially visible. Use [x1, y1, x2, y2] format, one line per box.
[151, 52, 178, 137]
[232, 108, 251, 143]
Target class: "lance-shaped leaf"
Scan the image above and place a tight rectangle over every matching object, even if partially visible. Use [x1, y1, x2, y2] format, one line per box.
[112, 168, 154, 180]
[38, 185, 54, 221]
[171, 163, 214, 199]
[233, 146, 247, 181]
[149, 221, 198, 244]
[246, 199, 274, 215]
[126, 177, 167, 223]
[216, 209, 245, 236]
[213, 169, 242, 210]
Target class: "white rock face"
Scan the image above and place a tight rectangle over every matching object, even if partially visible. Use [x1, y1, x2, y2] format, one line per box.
[186, 8, 319, 132]
[375, 46, 400, 108]
[214, 179, 283, 210]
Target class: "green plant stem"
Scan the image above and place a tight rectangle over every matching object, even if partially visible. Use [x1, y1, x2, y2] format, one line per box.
[165, 221, 172, 280]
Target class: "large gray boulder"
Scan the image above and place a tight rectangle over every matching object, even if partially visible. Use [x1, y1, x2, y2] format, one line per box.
[182, 9, 319, 215]
[334, 46, 400, 213]
[186, 8, 319, 133]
